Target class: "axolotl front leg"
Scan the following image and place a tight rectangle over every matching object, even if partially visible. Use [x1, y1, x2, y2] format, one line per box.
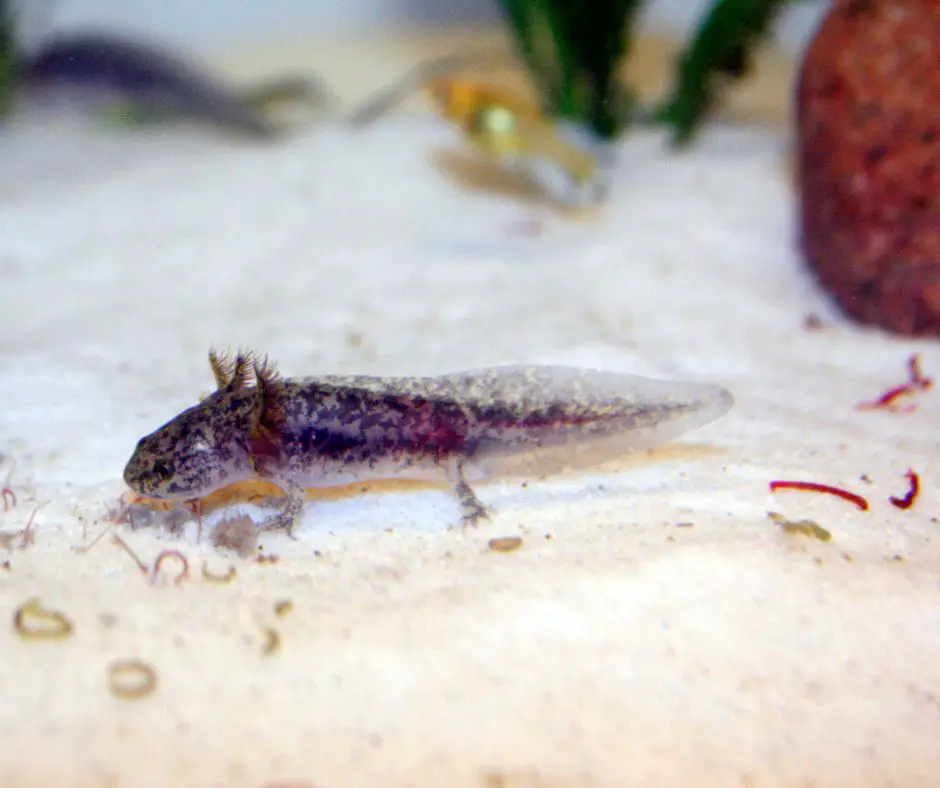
[256, 479, 307, 538]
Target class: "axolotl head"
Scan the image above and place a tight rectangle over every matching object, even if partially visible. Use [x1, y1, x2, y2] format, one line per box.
[123, 389, 259, 500]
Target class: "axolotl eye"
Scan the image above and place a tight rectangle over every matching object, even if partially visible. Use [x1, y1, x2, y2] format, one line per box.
[151, 459, 175, 481]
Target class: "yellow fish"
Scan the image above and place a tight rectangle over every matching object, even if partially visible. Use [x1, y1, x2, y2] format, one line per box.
[350, 59, 612, 207]
[425, 77, 607, 205]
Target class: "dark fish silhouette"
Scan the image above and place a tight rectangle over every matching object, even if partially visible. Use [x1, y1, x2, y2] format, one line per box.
[20, 31, 284, 137]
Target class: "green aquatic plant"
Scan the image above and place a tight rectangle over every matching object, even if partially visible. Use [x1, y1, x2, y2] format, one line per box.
[497, 0, 644, 140]
[496, 0, 804, 145]
[0, 0, 15, 117]
[653, 0, 800, 146]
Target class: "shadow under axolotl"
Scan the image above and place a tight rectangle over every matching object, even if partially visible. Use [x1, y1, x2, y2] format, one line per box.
[127, 441, 725, 520]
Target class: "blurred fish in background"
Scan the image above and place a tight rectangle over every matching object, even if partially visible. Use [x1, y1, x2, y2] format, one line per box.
[349, 0, 802, 210]
[348, 0, 646, 209]
[1, 0, 332, 139]
[350, 50, 614, 209]
[425, 74, 611, 206]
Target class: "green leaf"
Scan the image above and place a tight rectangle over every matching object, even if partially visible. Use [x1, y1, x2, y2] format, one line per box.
[653, 0, 803, 147]
[0, 0, 15, 117]
[495, 0, 644, 140]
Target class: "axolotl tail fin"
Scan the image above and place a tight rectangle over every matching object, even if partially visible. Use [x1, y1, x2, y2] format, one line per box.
[445, 365, 733, 481]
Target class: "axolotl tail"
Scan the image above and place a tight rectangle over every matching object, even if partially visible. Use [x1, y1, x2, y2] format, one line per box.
[443, 365, 734, 481]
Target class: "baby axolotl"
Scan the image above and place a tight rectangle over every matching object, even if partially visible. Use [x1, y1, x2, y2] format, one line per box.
[123, 350, 733, 534]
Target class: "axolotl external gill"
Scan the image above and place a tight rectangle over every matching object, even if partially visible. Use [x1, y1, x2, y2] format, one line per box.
[123, 351, 734, 534]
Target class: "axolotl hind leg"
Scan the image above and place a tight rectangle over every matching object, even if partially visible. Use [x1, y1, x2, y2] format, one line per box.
[445, 459, 491, 528]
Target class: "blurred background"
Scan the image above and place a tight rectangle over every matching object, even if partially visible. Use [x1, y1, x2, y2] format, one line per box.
[35, 0, 829, 52]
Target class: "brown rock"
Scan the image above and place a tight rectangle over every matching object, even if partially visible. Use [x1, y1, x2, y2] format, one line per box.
[796, 0, 940, 336]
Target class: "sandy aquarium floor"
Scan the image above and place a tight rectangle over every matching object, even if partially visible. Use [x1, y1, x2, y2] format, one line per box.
[1, 113, 939, 788]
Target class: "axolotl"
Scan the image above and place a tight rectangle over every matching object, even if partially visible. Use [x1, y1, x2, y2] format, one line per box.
[123, 351, 733, 534]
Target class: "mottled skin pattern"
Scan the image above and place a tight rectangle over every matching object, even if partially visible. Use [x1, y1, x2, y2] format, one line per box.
[124, 351, 733, 534]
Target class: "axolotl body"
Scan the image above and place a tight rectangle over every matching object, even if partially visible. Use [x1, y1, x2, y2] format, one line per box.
[123, 351, 733, 533]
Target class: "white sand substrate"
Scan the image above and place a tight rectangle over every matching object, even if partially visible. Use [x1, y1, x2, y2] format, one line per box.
[1, 113, 938, 787]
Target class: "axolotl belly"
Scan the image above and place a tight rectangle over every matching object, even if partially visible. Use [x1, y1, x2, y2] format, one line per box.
[123, 351, 734, 533]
